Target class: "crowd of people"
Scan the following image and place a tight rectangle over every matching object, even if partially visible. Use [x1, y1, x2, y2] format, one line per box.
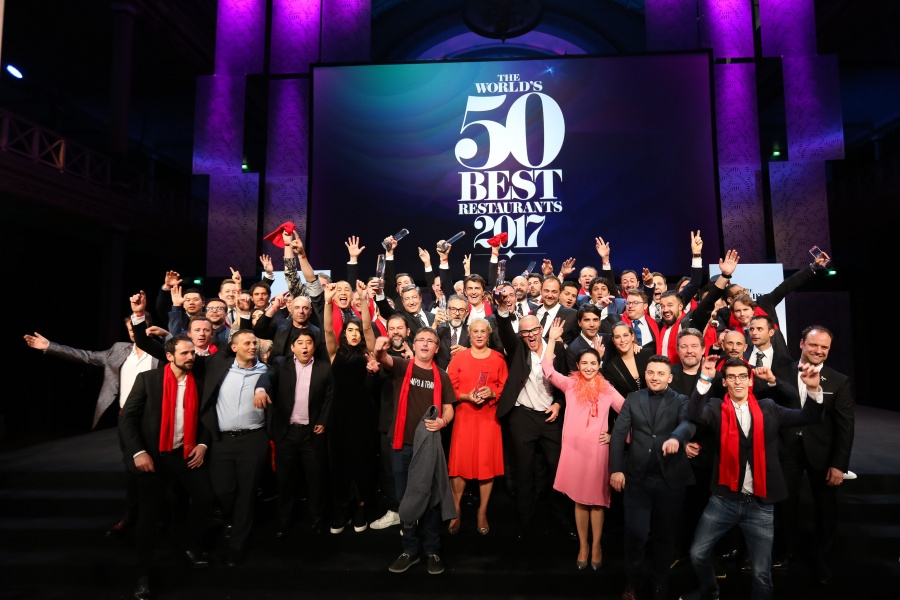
[23, 228, 854, 600]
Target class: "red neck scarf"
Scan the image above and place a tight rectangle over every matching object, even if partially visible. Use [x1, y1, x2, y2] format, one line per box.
[621, 312, 660, 340]
[159, 366, 198, 459]
[331, 298, 375, 340]
[468, 300, 493, 317]
[702, 323, 719, 357]
[657, 313, 686, 364]
[392, 360, 442, 449]
[719, 391, 767, 498]
[729, 306, 776, 336]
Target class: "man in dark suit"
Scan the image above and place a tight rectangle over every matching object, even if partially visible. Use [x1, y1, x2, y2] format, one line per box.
[686, 356, 825, 600]
[254, 294, 326, 360]
[510, 275, 539, 319]
[777, 325, 854, 584]
[376, 284, 435, 337]
[435, 295, 470, 369]
[256, 330, 334, 538]
[744, 314, 794, 381]
[533, 276, 578, 344]
[610, 355, 696, 600]
[495, 298, 574, 542]
[119, 334, 215, 600]
[600, 290, 657, 351]
[565, 304, 608, 374]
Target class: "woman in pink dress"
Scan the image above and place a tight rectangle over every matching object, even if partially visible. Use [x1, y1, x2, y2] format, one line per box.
[446, 318, 508, 535]
[543, 318, 625, 570]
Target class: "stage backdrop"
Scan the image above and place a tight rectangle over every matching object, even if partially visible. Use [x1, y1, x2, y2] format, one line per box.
[309, 52, 720, 279]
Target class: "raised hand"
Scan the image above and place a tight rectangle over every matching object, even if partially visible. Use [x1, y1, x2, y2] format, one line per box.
[289, 236, 306, 257]
[355, 279, 368, 300]
[560, 257, 576, 277]
[323, 282, 337, 304]
[462, 253, 471, 275]
[641, 268, 653, 286]
[345, 236, 365, 260]
[170, 285, 184, 307]
[595, 237, 610, 263]
[259, 254, 274, 275]
[691, 230, 703, 255]
[541, 258, 554, 276]
[436, 241, 451, 262]
[130, 290, 147, 314]
[546, 317, 565, 341]
[229, 267, 242, 287]
[163, 270, 182, 290]
[417, 247, 431, 267]
[719, 249, 740, 276]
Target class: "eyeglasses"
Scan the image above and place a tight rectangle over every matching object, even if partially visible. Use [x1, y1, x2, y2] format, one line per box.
[414, 338, 438, 345]
[625, 300, 645, 307]
[447, 307, 467, 314]
[206, 307, 226, 312]
[519, 326, 542, 337]
[724, 373, 750, 382]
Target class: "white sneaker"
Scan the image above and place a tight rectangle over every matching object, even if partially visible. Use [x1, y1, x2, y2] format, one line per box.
[844, 470, 857, 480]
[370, 510, 401, 530]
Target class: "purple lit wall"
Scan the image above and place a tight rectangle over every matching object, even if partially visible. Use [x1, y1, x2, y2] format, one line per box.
[645, 0, 699, 52]
[698, 0, 754, 60]
[195, 0, 371, 276]
[647, 0, 844, 268]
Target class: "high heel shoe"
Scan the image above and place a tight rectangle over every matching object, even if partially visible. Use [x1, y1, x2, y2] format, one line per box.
[591, 560, 603, 571]
[477, 525, 490, 535]
[577, 560, 588, 570]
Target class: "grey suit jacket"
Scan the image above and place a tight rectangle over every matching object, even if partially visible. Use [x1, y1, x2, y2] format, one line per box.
[47, 341, 159, 428]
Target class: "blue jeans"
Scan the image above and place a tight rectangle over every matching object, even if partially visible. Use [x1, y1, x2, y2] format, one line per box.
[391, 444, 441, 556]
[690, 494, 775, 600]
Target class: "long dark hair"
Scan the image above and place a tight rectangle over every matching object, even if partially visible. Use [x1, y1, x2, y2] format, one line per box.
[338, 316, 366, 357]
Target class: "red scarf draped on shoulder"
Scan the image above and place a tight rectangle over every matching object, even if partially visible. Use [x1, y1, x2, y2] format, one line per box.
[719, 391, 767, 498]
[657, 313, 686, 365]
[331, 297, 376, 340]
[468, 300, 493, 318]
[729, 306, 777, 336]
[159, 366, 198, 459]
[620, 312, 660, 341]
[392, 360, 442, 449]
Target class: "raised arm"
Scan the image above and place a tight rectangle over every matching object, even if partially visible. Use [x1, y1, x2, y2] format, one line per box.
[541, 318, 571, 391]
[323, 283, 339, 362]
[356, 280, 376, 354]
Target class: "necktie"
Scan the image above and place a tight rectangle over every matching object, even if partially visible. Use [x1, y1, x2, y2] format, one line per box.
[633, 319, 643, 345]
[229, 309, 236, 324]
[451, 327, 458, 346]
[416, 314, 427, 328]
[654, 304, 661, 321]
[755, 351, 765, 368]
[516, 302, 524, 317]
[539, 311, 549, 328]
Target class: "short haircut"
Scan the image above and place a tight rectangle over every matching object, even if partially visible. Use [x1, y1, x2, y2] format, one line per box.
[463, 274, 486, 289]
[188, 315, 212, 327]
[722, 357, 750, 374]
[165, 334, 193, 355]
[660, 290, 683, 304]
[731, 294, 757, 309]
[219, 278, 237, 291]
[577, 304, 603, 321]
[206, 297, 227, 308]
[387, 314, 408, 328]
[526, 272, 544, 282]
[316, 272, 332, 283]
[293, 330, 316, 346]
[182, 287, 204, 299]
[400, 284, 421, 297]
[249, 282, 271, 295]
[677, 328, 705, 346]
[620, 269, 638, 280]
[468, 317, 493, 333]
[561, 280, 579, 292]
[588, 276, 613, 294]
[447, 294, 468, 305]
[647, 354, 671, 368]
[230, 329, 256, 345]
[413, 326, 439, 343]
[748, 314, 775, 329]
[395, 272, 411, 284]
[800, 324, 833, 342]
[626, 290, 649, 304]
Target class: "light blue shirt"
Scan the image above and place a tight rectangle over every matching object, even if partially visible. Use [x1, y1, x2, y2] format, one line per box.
[216, 359, 268, 432]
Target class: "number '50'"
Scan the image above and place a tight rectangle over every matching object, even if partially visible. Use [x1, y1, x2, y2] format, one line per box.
[455, 93, 565, 170]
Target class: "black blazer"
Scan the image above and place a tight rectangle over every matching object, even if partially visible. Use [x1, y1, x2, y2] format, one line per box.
[535, 304, 578, 345]
[609, 387, 696, 488]
[565, 333, 611, 374]
[744, 343, 795, 382]
[602, 347, 654, 399]
[495, 312, 567, 419]
[687, 385, 824, 503]
[119, 367, 213, 473]
[262, 355, 335, 442]
[778, 362, 854, 473]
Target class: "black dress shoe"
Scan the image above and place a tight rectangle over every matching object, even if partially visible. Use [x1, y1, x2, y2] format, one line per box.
[133, 575, 151, 600]
[772, 553, 791, 570]
[185, 549, 209, 569]
[107, 515, 135, 537]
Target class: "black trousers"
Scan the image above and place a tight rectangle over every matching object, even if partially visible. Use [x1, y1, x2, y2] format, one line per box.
[508, 405, 568, 527]
[778, 441, 839, 561]
[134, 450, 215, 572]
[623, 473, 685, 592]
[208, 428, 268, 553]
[276, 424, 327, 526]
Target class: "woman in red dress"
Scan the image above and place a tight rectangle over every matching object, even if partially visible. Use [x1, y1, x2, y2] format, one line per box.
[446, 317, 508, 535]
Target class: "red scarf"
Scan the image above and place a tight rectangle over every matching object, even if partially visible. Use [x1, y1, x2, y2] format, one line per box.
[728, 306, 777, 336]
[392, 360, 442, 449]
[702, 324, 719, 357]
[719, 391, 767, 498]
[331, 298, 375, 340]
[468, 300, 493, 317]
[159, 366, 198, 459]
[620, 312, 660, 342]
[657, 313, 686, 365]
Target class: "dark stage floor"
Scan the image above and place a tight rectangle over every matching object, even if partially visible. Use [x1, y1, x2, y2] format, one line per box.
[1, 406, 898, 600]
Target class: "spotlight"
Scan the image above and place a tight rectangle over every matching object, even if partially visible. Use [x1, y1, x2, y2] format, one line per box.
[6, 65, 23, 79]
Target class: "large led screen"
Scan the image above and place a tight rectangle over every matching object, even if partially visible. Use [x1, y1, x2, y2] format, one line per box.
[310, 53, 719, 279]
